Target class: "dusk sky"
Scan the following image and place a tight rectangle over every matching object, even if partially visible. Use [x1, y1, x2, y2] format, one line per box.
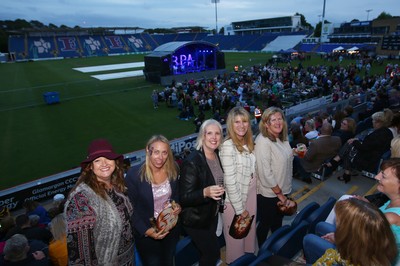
[1, 0, 399, 30]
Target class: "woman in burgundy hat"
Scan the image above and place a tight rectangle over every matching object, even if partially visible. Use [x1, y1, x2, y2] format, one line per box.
[64, 139, 134, 266]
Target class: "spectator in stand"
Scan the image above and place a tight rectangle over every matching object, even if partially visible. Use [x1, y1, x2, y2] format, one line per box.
[125, 135, 181, 266]
[0, 207, 10, 220]
[0, 216, 15, 254]
[64, 139, 134, 265]
[325, 109, 394, 183]
[305, 198, 397, 266]
[5, 214, 52, 245]
[332, 117, 356, 145]
[343, 105, 354, 119]
[220, 107, 257, 264]
[289, 123, 307, 149]
[389, 112, 400, 139]
[47, 194, 65, 219]
[293, 122, 341, 183]
[304, 119, 319, 141]
[392, 137, 400, 158]
[179, 119, 225, 266]
[255, 107, 295, 245]
[23, 200, 51, 226]
[48, 214, 67, 266]
[28, 215, 41, 228]
[331, 110, 346, 132]
[0, 234, 50, 266]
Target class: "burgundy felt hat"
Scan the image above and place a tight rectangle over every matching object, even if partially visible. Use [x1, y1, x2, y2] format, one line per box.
[80, 139, 123, 169]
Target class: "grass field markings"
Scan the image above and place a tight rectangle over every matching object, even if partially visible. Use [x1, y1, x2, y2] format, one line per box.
[91, 70, 144, 80]
[345, 186, 359, 195]
[289, 186, 309, 199]
[364, 183, 378, 196]
[295, 182, 325, 204]
[73, 62, 145, 73]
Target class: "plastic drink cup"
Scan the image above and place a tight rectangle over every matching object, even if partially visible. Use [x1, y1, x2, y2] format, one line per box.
[296, 143, 306, 158]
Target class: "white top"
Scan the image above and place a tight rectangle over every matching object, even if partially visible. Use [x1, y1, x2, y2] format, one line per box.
[305, 130, 319, 140]
[219, 139, 256, 215]
[254, 135, 293, 198]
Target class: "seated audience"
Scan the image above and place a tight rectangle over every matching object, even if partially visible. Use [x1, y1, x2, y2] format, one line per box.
[289, 123, 307, 148]
[389, 112, 400, 139]
[309, 158, 400, 265]
[325, 109, 394, 183]
[293, 122, 341, 183]
[332, 117, 356, 145]
[0, 216, 15, 254]
[5, 214, 52, 245]
[304, 119, 319, 141]
[0, 233, 50, 266]
[23, 200, 51, 226]
[331, 110, 346, 131]
[305, 198, 397, 266]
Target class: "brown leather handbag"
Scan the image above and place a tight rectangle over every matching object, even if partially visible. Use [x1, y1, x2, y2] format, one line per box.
[277, 198, 298, 216]
[229, 214, 255, 239]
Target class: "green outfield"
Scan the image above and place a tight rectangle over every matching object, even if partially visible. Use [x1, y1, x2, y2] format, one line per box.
[0, 52, 392, 190]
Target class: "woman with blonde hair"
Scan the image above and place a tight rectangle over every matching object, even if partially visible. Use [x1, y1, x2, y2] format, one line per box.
[49, 214, 67, 266]
[126, 135, 181, 266]
[392, 136, 400, 158]
[220, 106, 257, 264]
[314, 198, 397, 266]
[255, 107, 294, 246]
[180, 119, 225, 265]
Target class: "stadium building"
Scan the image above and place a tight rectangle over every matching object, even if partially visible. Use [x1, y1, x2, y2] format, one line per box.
[224, 15, 305, 35]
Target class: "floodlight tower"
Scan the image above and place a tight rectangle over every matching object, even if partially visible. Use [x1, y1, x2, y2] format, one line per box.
[320, 0, 326, 43]
[211, 0, 220, 35]
[366, 9, 372, 21]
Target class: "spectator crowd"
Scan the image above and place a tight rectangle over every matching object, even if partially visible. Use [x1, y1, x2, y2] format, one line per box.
[1, 54, 400, 265]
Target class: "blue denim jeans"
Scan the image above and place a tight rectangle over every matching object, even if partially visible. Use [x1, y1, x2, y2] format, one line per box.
[303, 233, 336, 264]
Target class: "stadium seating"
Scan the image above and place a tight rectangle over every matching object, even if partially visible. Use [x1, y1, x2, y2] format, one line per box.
[305, 197, 337, 234]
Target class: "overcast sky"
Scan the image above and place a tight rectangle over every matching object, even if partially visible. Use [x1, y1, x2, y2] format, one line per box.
[1, 0, 399, 30]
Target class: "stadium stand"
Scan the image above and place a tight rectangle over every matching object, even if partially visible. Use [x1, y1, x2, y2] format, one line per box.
[262, 35, 307, 52]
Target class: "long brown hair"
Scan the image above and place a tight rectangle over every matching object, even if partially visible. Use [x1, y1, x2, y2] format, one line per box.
[76, 159, 126, 199]
[140, 135, 178, 183]
[225, 107, 254, 153]
[335, 198, 397, 266]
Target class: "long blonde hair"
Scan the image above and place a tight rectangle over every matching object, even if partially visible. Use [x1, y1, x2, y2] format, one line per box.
[140, 135, 178, 183]
[391, 136, 400, 158]
[225, 107, 254, 153]
[50, 214, 66, 241]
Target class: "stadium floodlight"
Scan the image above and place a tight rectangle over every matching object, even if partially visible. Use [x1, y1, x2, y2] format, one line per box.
[211, 0, 220, 35]
[366, 9, 372, 21]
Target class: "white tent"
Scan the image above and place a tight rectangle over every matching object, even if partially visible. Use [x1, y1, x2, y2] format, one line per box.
[347, 46, 359, 51]
[332, 46, 344, 52]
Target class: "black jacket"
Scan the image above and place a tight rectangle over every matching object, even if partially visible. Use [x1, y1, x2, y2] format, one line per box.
[353, 127, 393, 172]
[179, 149, 220, 229]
